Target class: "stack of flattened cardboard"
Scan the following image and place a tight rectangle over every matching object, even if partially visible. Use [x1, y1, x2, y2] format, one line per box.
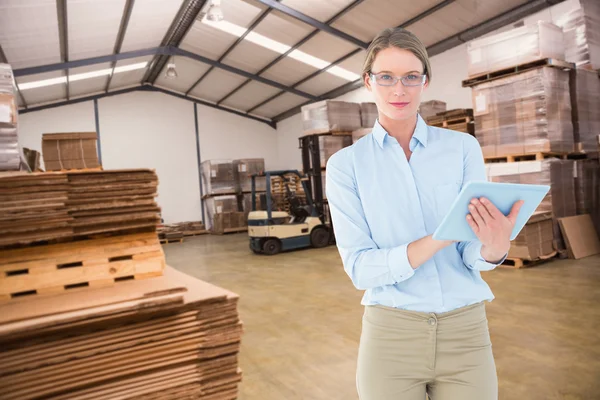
[557, 0, 600, 70]
[0, 266, 243, 400]
[486, 159, 577, 252]
[360, 103, 378, 129]
[0, 169, 160, 248]
[569, 69, 600, 154]
[418, 100, 446, 120]
[509, 212, 555, 260]
[0, 63, 20, 171]
[574, 159, 600, 237]
[42, 132, 100, 171]
[472, 67, 574, 158]
[318, 135, 352, 168]
[301, 101, 362, 135]
[204, 195, 245, 234]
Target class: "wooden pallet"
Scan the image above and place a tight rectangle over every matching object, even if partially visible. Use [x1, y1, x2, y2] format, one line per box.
[0, 232, 165, 301]
[484, 151, 597, 163]
[182, 230, 208, 237]
[462, 58, 575, 87]
[498, 251, 557, 269]
[159, 238, 183, 244]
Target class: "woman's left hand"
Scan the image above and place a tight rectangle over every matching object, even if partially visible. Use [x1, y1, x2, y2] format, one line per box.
[466, 197, 524, 263]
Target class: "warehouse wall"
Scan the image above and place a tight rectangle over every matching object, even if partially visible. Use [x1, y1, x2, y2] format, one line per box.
[18, 90, 278, 224]
[274, 0, 581, 170]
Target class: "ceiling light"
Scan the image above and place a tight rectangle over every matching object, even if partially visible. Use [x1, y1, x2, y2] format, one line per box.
[19, 62, 148, 90]
[165, 60, 178, 79]
[207, 0, 224, 22]
[201, 16, 359, 81]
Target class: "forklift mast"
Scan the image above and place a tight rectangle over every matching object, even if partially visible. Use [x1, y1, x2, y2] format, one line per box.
[299, 135, 327, 224]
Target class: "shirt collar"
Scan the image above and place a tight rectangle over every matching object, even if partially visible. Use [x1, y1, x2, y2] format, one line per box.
[372, 114, 429, 149]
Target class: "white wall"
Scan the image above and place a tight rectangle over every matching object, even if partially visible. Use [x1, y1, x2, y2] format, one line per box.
[274, 0, 581, 169]
[19, 101, 96, 170]
[18, 90, 277, 224]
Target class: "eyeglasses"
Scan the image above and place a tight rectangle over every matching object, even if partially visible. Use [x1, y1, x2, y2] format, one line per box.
[369, 72, 427, 87]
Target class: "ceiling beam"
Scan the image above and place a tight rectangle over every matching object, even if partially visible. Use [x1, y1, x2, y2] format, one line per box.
[226, 0, 365, 111]
[143, 0, 208, 84]
[105, 0, 135, 92]
[13, 46, 316, 100]
[0, 45, 27, 108]
[185, 6, 275, 97]
[17, 84, 276, 128]
[254, 0, 368, 49]
[56, 0, 69, 100]
[271, 0, 557, 124]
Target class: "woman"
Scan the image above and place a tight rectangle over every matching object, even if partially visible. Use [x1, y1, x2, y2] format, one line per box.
[325, 27, 523, 400]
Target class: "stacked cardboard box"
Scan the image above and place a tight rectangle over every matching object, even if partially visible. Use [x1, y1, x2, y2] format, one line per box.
[472, 67, 573, 158]
[242, 192, 264, 219]
[0, 169, 160, 248]
[466, 21, 564, 77]
[0, 64, 19, 171]
[352, 128, 371, 143]
[233, 158, 265, 193]
[425, 109, 475, 135]
[569, 69, 600, 154]
[0, 266, 242, 400]
[42, 132, 100, 171]
[557, 0, 600, 70]
[509, 212, 555, 260]
[319, 135, 352, 168]
[301, 101, 362, 135]
[486, 159, 577, 252]
[201, 160, 236, 196]
[204, 195, 245, 233]
[360, 103, 378, 128]
[418, 100, 446, 119]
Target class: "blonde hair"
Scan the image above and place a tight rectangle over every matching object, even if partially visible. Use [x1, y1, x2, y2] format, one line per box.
[363, 27, 432, 83]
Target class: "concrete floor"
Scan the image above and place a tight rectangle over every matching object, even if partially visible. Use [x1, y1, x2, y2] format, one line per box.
[164, 234, 600, 400]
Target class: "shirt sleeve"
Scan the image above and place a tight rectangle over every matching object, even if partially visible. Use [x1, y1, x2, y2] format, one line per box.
[326, 151, 415, 290]
[456, 135, 507, 271]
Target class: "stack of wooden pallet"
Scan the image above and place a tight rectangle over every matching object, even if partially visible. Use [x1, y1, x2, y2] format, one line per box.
[158, 221, 207, 243]
[271, 173, 307, 213]
[0, 169, 160, 248]
[426, 109, 474, 135]
[0, 266, 243, 400]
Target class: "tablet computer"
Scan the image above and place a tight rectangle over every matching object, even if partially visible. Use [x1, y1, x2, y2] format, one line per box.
[432, 181, 550, 242]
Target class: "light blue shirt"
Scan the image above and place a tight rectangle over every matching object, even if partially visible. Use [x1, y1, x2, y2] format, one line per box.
[326, 115, 500, 313]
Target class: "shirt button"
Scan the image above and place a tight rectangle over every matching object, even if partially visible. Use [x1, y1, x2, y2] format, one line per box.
[428, 318, 436, 326]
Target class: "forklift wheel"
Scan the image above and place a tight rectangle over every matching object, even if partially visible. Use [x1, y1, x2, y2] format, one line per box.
[310, 227, 330, 248]
[262, 239, 282, 255]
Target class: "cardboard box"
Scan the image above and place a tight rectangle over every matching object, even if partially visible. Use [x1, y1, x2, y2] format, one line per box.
[42, 132, 100, 171]
[556, 0, 600, 70]
[569, 69, 600, 154]
[419, 100, 446, 119]
[467, 21, 565, 77]
[319, 135, 352, 168]
[201, 160, 236, 195]
[360, 103, 378, 128]
[301, 101, 362, 135]
[233, 158, 265, 193]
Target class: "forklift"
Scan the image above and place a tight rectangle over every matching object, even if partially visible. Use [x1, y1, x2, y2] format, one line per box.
[247, 170, 332, 255]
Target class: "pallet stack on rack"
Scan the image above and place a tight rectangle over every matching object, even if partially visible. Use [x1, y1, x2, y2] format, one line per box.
[201, 159, 266, 235]
[463, 16, 600, 265]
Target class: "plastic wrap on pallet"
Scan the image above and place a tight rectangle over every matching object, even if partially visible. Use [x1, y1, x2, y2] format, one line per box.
[241, 192, 264, 219]
[201, 159, 236, 196]
[0, 64, 20, 171]
[204, 195, 239, 230]
[301, 101, 362, 134]
[569, 69, 600, 154]
[418, 100, 446, 119]
[556, 0, 600, 70]
[233, 158, 266, 193]
[574, 159, 600, 235]
[360, 103, 378, 128]
[486, 159, 577, 251]
[509, 212, 555, 260]
[472, 67, 573, 158]
[319, 135, 352, 168]
[466, 21, 565, 77]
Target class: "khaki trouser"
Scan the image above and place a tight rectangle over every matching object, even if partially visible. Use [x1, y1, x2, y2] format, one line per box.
[357, 302, 497, 400]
